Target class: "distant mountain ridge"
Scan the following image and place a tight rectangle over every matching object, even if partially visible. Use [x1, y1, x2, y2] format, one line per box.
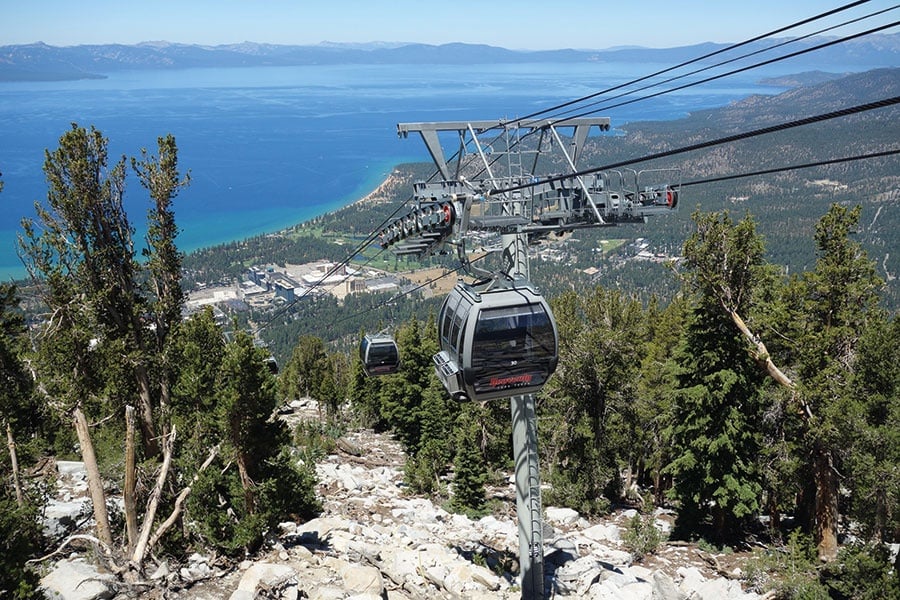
[1, 34, 898, 81]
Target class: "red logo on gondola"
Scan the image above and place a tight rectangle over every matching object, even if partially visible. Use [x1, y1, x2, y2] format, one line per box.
[443, 204, 452, 224]
[489, 373, 533, 387]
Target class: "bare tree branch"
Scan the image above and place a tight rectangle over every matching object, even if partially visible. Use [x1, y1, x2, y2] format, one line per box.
[131, 425, 175, 565]
[145, 444, 220, 554]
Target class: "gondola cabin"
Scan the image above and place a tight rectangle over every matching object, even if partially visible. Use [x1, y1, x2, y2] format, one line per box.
[434, 279, 558, 401]
[359, 333, 401, 376]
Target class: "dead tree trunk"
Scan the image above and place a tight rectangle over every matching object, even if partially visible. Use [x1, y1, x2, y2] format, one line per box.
[73, 408, 113, 548]
[131, 425, 175, 566]
[6, 422, 24, 507]
[124, 406, 138, 553]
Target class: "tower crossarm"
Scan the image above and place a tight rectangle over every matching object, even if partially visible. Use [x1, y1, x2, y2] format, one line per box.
[387, 119, 681, 256]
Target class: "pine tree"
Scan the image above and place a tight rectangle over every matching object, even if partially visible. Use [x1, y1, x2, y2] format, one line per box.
[170, 307, 226, 460]
[787, 204, 884, 560]
[450, 403, 488, 515]
[17, 125, 192, 562]
[541, 287, 648, 515]
[189, 329, 320, 554]
[404, 375, 456, 495]
[847, 314, 900, 543]
[664, 303, 766, 541]
[635, 296, 687, 504]
[378, 316, 437, 453]
[0, 283, 43, 597]
[670, 210, 770, 541]
[280, 334, 330, 402]
[132, 134, 190, 418]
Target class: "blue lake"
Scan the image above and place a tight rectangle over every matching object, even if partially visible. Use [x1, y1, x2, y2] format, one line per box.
[0, 59, 875, 279]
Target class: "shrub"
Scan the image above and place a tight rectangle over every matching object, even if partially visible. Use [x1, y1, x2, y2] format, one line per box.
[0, 490, 43, 599]
[623, 512, 665, 561]
[744, 530, 829, 599]
[821, 543, 900, 600]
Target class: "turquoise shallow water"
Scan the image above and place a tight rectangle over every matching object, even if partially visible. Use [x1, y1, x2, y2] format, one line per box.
[0, 60, 869, 280]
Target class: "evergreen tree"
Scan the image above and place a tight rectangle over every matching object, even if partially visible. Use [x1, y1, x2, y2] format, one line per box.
[786, 204, 884, 560]
[0, 284, 39, 444]
[541, 287, 648, 515]
[847, 314, 900, 543]
[670, 210, 770, 541]
[450, 403, 488, 515]
[20, 124, 162, 455]
[664, 303, 766, 541]
[378, 316, 437, 453]
[0, 489, 42, 599]
[16, 125, 192, 563]
[132, 134, 190, 418]
[189, 329, 320, 554]
[280, 334, 330, 402]
[634, 296, 687, 504]
[348, 345, 385, 429]
[404, 375, 456, 495]
[170, 307, 227, 461]
[0, 283, 43, 598]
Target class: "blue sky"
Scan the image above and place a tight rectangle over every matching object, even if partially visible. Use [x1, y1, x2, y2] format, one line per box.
[3, 0, 898, 49]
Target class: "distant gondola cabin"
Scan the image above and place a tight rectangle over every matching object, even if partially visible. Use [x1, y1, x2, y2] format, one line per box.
[434, 279, 558, 401]
[359, 333, 401, 376]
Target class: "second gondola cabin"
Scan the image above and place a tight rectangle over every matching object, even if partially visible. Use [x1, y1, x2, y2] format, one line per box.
[434, 278, 558, 401]
[359, 332, 401, 376]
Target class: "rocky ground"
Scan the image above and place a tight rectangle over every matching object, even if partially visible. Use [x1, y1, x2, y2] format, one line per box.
[40, 399, 771, 600]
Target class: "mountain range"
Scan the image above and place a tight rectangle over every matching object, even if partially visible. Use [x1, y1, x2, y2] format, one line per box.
[1, 34, 899, 81]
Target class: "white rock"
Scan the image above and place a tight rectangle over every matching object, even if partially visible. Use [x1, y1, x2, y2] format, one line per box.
[627, 564, 653, 581]
[581, 522, 622, 543]
[443, 563, 501, 595]
[676, 566, 707, 595]
[308, 586, 347, 600]
[340, 565, 384, 596]
[41, 558, 115, 600]
[592, 546, 633, 566]
[149, 561, 170, 581]
[296, 517, 348, 541]
[279, 521, 298, 535]
[651, 570, 687, 600]
[618, 580, 653, 600]
[42, 498, 90, 537]
[699, 577, 756, 600]
[545, 506, 581, 525]
[56, 461, 87, 478]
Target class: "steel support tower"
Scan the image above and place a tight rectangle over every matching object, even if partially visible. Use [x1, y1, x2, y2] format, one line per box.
[383, 117, 680, 599]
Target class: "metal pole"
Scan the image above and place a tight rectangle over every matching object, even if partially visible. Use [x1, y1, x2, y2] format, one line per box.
[502, 230, 544, 599]
[511, 393, 544, 599]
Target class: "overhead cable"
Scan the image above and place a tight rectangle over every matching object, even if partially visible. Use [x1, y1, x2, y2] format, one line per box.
[554, 20, 899, 122]
[490, 95, 900, 195]
[544, 4, 899, 122]
[677, 148, 900, 187]
[497, 0, 879, 125]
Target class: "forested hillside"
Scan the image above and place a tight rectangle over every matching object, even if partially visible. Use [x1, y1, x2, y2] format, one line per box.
[228, 68, 900, 362]
[576, 67, 900, 306]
